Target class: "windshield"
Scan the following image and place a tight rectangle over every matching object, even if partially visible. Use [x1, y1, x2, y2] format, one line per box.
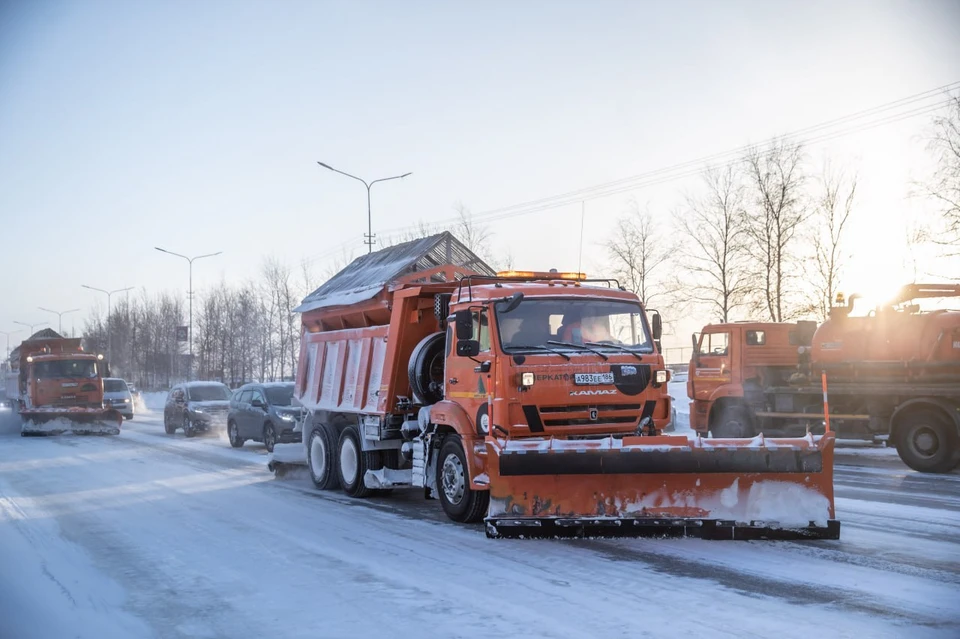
[34, 359, 98, 379]
[187, 384, 230, 401]
[265, 385, 295, 406]
[498, 298, 653, 352]
[104, 379, 128, 392]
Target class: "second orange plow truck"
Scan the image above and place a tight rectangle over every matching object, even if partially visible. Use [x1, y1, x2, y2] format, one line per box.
[273, 232, 839, 539]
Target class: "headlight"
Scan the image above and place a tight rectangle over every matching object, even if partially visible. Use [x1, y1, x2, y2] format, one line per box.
[655, 370, 668, 384]
[123, 398, 130, 403]
[192, 408, 204, 414]
[521, 372, 535, 387]
[279, 413, 296, 421]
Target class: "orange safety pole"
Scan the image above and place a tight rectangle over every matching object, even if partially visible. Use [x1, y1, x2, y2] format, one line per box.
[821, 372, 831, 433]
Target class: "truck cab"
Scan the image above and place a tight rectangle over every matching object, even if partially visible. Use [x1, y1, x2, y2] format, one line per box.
[688, 322, 812, 436]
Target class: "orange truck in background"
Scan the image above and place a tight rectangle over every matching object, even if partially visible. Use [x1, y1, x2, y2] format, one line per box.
[273, 232, 839, 539]
[688, 284, 960, 474]
[6, 329, 122, 435]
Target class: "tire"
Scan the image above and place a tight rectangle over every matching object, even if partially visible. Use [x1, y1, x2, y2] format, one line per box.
[436, 435, 489, 523]
[336, 425, 382, 498]
[183, 417, 196, 438]
[710, 405, 754, 439]
[895, 409, 959, 474]
[263, 423, 277, 453]
[307, 425, 340, 490]
[164, 415, 175, 435]
[228, 420, 244, 448]
[408, 332, 446, 405]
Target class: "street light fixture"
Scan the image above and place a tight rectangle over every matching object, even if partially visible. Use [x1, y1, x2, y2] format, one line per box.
[0, 329, 21, 358]
[316, 161, 412, 253]
[13, 320, 47, 336]
[81, 285, 134, 363]
[38, 307, 80, 334]
[153, 248, 222, 375]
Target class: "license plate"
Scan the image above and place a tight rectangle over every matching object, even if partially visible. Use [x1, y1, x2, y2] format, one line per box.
[574, 372, 614, 385]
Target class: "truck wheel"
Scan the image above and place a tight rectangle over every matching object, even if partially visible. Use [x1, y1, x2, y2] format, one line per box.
[337, 425, 381, 498]
[895, 410, 959, 474]
[307, 425, 340, 490]
[408, 332, 446, 405]
[263, 423, 277, 453]
[437, 435, 489, 523]
[710, 405, 754, 439]
[227, 420, 244, 448]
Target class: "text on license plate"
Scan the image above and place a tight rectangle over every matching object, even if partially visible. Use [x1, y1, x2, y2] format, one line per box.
[574, 372, 614, 385]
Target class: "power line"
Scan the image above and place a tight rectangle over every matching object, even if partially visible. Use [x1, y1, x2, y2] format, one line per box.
[305, 81, 959, 266]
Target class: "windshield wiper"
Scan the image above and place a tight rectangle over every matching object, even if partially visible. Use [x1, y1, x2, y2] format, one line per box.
[585, 341, 645, 361]
[509, 344, 572, 361]
[547, 340, 609, 361]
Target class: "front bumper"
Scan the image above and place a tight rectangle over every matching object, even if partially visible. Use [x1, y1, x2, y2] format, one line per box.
[486, 517, 841, 540]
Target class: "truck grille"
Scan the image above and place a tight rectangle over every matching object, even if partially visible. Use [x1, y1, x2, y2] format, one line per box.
[522, 402, 655, 430]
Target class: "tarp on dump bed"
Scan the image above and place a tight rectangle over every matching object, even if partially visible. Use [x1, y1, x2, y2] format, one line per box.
[294, 231, 494, 314]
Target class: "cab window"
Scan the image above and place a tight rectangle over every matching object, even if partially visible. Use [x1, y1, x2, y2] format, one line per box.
[472, 310, 491, 352]
[745, 330, 766, 346]
[699, 332, 730, 356]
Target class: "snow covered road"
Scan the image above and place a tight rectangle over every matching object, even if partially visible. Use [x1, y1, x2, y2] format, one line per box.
[1, 411, 958, 639]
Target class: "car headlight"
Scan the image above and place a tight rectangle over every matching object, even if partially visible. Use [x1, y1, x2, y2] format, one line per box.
[655, 370, 669, 384]
[192, 408, 204, 414]
[123, 398, 130, 403]
[279, 413, 296, 421]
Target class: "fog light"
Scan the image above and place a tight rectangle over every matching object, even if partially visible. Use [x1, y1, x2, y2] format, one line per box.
[655, 370, 668, 384]
[521, 372, 535, 387]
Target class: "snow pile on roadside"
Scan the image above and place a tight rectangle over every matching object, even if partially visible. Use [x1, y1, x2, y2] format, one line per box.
[141, 392, 167, 412]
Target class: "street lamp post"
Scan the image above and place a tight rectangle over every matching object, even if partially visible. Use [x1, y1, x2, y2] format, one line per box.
[13, 321, 47, 337]
[38, 307, 80, 334]
[153, 248, 222, 376]
[81, 285, 134, 363]
[316, 162, 412, 253]
[0, 330, 21, 358]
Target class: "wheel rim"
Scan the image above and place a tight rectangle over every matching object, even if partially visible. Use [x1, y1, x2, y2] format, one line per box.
[909, 425, 940, 459]
[441, 453, 466, 505]
[310, 433, 327, 478]
[230, 423, 238, 442]
[265, 427, 275, 448]
[340, 437, 359, 484]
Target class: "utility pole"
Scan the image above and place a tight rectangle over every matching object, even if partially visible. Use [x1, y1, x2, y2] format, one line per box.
[316, 162, 411, 253]
[13, 321, 47, 337]
[81, 285, 133, 364]
[0, 330, 21, 358]
[153, 248, 221, 378]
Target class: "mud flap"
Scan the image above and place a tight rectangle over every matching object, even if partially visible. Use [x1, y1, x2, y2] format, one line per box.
[484, 433, 839, 540]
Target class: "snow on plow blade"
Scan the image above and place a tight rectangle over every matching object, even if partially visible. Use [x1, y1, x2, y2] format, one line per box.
[484, 433, 839, 540]
[20, 407, 123, 436]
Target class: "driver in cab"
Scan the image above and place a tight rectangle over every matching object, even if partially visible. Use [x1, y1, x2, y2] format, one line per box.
[559, 310, 613, 344]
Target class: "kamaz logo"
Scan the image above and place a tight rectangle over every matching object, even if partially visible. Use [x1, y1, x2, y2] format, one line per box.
[569, 389, 618, 396]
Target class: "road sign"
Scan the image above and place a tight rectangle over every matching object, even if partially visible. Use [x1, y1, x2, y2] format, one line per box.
[176, 326, 188, 342]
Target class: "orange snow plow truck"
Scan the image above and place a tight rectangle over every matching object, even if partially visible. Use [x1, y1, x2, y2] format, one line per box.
[6, 329, 122, 435]
[274, 233, 838, 539]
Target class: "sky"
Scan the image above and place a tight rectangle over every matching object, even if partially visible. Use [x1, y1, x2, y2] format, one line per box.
[1, 0, 959, 354]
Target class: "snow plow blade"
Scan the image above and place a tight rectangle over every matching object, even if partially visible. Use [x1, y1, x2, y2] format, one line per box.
[20, 407, 123, 436]
[484, 433, 839, 540]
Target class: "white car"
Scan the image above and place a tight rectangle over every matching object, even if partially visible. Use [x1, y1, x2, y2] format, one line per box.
[103, 378, 135, 420]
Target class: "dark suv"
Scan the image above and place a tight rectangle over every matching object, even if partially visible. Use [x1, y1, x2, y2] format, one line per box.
[226, 382, 302, 452]
[164, 381, 231, 437]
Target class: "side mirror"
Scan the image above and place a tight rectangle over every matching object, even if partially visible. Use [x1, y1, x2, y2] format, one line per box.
[496, 292, 524, 314]
[252, 399, 265, 409]
[651, 312, 663, 341]
[454, 310, 473, 341]
[456, 340, 480, 357]
[691, 333, 701, 366]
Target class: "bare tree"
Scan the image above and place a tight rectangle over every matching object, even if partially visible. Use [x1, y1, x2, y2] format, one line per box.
[921, 92, 960, 255]
[805, 162, 857, 319]
[606, 201, 672, 306]
[744, 140, 809, 322]
[452, 202, 492, 259]
[678, 165, 751, 322]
